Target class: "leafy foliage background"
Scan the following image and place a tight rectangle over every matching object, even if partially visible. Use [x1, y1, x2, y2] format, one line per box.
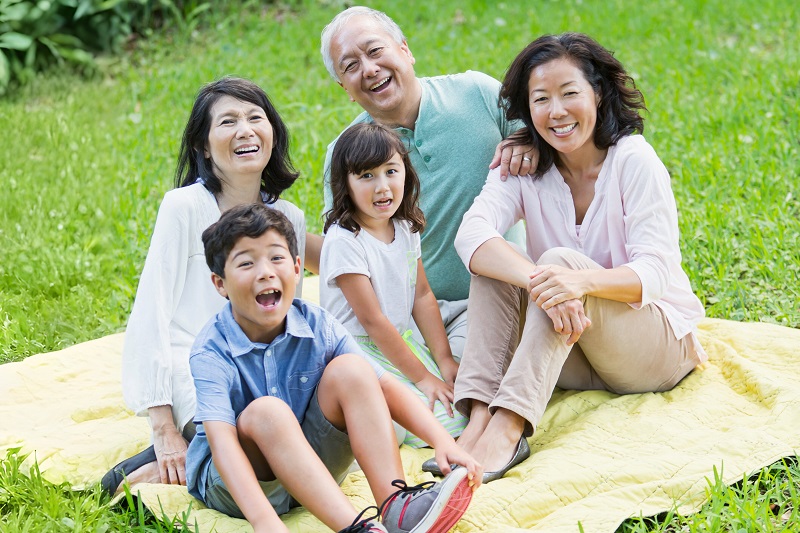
[0, 0, 210, 94]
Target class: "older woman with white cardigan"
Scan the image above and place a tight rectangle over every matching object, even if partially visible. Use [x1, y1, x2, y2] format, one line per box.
[102, 77, 311, 496]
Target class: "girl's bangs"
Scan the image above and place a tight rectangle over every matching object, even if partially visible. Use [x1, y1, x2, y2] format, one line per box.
[344, 128, 405, 175]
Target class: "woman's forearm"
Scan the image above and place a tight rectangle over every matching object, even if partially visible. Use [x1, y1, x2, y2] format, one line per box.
[148, 405, 177, 433]
[584, 265, 643, 303]
[468, 237, 536, 288]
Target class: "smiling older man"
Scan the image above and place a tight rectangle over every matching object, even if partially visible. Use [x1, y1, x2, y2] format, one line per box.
[320, 6, 532, 359]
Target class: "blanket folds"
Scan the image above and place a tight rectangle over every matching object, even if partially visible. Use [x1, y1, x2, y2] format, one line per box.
[2, 310, 798, 532]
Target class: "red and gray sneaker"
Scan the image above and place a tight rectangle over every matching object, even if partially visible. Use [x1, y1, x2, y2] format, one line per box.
[379, 467, 473, 533]
[339, 506, 388, 533]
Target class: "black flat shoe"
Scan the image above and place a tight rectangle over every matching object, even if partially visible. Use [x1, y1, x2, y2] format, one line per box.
[421, 436, 531, 483]
[100, 445, 156, 497]
[421, 457, 448, 477]
[481, 436, 530, 483]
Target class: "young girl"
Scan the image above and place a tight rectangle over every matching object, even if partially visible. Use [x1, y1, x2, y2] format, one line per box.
[320, 123, 468, 448]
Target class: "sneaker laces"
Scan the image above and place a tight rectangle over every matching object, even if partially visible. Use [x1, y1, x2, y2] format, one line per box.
[378, 479, 436, 516]
[339, 505, 381, 533]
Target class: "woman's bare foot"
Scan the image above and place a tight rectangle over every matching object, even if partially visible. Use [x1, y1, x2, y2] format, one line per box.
[469, 409, 525, 472]
[456, 402, 492, 453]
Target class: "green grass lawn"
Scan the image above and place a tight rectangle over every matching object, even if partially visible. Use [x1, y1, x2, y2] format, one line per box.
[1, 0, 798, 530]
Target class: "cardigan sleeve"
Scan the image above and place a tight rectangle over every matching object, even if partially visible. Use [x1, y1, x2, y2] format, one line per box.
[455, 168, 526, 272]
[616, 138, 682, 308]
[271, 199, 306, 297]
[121, 190, 194, 417]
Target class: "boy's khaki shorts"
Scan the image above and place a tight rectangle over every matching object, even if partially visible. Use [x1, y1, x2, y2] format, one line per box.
[202, 387, 354, 517]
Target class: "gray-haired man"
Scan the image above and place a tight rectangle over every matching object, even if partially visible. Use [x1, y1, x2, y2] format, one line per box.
[320, 6, 534, 359]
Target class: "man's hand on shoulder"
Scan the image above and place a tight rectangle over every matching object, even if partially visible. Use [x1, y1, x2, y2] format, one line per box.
[489, 128, 538, 181]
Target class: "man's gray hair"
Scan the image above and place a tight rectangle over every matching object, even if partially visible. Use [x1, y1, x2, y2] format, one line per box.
[320, 6, 406, 82]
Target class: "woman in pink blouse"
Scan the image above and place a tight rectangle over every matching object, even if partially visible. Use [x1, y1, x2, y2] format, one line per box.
[425, 33, 706, 483]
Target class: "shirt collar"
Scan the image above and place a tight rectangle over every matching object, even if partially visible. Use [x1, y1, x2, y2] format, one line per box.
[221, 301, 314, 358]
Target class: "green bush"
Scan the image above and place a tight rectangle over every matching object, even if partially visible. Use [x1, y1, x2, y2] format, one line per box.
[0, 0, 210, 95]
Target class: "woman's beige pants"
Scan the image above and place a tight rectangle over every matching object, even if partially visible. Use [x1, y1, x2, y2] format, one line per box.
[454, 247, 701, 435]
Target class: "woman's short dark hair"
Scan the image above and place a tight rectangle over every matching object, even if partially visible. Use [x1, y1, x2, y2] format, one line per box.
[202, 203, 298, 278]
[174, 77, 298, 202]
[323, 123, 425, 235]
[500, 32, 647, 178]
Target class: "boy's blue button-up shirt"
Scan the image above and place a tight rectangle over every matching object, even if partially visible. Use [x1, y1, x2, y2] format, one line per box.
[185, 299, 383, 502]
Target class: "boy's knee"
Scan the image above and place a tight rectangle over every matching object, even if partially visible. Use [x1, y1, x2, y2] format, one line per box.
[320, 353, 377, 390]
[238, 396, 295, 434]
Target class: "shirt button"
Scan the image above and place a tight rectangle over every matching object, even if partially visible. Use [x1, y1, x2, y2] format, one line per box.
[424, 155, 431, 163]
[266, 350, 271, 357]
[271, 387, 277, 394]
[415, 140, 422, 147]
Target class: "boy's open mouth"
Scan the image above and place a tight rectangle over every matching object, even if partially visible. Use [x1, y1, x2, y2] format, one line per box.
[256, 289, 281, 308]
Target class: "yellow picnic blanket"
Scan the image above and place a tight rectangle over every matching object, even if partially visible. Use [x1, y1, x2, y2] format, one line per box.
[2, 283, 799, 531]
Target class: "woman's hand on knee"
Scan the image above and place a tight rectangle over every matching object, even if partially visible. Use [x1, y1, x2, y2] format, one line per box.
[153, 425, 189, 485]
[529, 265, 587, 309]
[545, 299, 591, 345]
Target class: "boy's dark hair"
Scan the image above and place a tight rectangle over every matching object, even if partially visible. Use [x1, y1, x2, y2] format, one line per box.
[175, 76, 298, 203]
[202, 203, 298, 277]
[500, 32, 647, 179]
[324, 123, 425, 235]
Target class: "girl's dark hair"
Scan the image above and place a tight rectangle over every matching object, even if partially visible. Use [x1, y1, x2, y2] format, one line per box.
[500, 32, 647, 178]
[174, 76, 298, 202]
[324, 123, 425, 235]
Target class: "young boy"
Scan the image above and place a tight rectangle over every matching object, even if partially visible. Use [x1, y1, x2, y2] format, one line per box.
[185, 204, 482, 533]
